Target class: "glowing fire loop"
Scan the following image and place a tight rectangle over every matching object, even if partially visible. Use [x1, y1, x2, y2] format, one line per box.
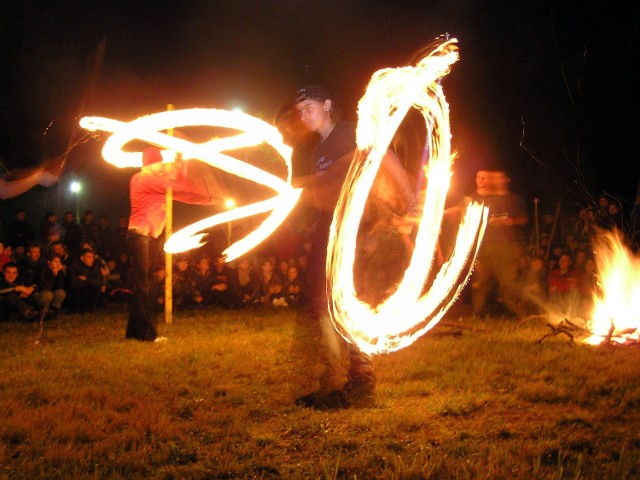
[584, 231, 640, 345]
[80, 109, 302, 262]
[327, 38, 488, 354]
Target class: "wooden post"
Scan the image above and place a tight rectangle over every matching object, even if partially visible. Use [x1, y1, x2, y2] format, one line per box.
[165, 104, 174, 324]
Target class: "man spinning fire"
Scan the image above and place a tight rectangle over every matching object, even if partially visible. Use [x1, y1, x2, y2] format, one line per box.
[286, 85, 417, 409]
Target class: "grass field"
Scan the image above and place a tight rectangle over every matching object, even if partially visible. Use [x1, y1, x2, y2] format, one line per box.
[1, 303, 640, 479]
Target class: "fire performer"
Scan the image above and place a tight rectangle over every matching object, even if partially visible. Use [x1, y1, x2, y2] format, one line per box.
[471, 168, 528, 318]
[288, 85, 416, 409]
[125, 146, 231, 341]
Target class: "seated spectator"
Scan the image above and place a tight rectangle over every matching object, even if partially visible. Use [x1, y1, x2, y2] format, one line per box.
[66, 248, 106, 313]
[190, 255, 216, 306]
[283, 265, 303, 307]
[210, 257, 235, 308]
[257, 258, 284, 306]
[173, 255, 199, 310]
[229, 257, 260, 307]
[18, 243, 46, 285]
[0, 262, 41, 321]
[48, 241, 70, 272]
[105, 256, 133, 303]
[38, 254, 67, 317]
[0, 242, 12, 270]
[548, 252, 579, 316]
[149, 263, 166, 312]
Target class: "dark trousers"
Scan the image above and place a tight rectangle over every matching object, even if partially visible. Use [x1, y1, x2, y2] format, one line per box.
[126, 232, 158, 341]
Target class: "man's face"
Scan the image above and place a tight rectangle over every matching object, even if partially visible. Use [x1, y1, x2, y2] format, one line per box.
[3, 267, 18, 284]
[28, 247, 41, 262]
[65, 213, 74, 223]
[81, 252, 95, 267]
[296, 99, 330, 132]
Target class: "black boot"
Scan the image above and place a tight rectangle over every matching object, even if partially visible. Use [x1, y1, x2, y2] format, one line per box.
[125, 232, 158, 341]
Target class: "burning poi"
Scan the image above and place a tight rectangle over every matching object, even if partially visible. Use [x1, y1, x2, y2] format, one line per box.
[80, 37, 487, 354]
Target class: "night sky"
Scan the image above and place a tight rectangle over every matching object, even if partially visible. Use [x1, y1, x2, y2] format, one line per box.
[1, 0, 638, 223]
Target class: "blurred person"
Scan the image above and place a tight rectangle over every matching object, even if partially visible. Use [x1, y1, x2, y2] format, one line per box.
[0, 155, 63, 200]
[471, 169, 529, 319]
[286, 84, 418, 409]
[190, 255, 215, 306]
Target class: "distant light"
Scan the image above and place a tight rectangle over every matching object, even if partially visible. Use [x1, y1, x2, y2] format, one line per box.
[224, 198, 236, 209]
[70, 181, 82, 193]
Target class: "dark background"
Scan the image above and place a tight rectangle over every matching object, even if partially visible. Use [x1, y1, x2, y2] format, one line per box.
[1, 0, 638, 229]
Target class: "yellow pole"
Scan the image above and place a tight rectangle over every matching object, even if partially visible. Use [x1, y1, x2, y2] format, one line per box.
[165, 104, 174, 324]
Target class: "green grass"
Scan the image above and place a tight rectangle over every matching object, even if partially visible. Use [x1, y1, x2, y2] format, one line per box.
[1, 304, 640, 479]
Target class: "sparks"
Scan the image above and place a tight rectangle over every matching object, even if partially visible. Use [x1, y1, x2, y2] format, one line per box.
[327, 38, 487, 355]
[80, 109, 301, 262]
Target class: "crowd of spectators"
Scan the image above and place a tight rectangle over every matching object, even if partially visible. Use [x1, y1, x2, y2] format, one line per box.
[1, 190, 637, 323]
[0, 207, 310, 322]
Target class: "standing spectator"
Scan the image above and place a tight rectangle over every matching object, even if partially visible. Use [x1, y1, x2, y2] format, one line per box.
[113, 215, 129, 258]
[80, 210, 100, 248]
[38, 254, 66, 317]
[97, 214, 114, 259]
[0, 262, 41, 321]
[40, 212, 65, 245]
[6, 209, 35, 251]
[62, 211, 83, 257]
[67, 248, 106, 313]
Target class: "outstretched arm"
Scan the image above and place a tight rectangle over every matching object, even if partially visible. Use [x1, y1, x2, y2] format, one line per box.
[0, 156, 64, 200]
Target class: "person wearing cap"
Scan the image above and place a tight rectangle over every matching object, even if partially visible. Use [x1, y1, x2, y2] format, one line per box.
[287, 85, 378, 409]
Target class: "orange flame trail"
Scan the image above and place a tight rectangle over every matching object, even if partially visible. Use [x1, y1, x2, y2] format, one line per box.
[80, 109, 301, 262]
[327, 38, 488, 354]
